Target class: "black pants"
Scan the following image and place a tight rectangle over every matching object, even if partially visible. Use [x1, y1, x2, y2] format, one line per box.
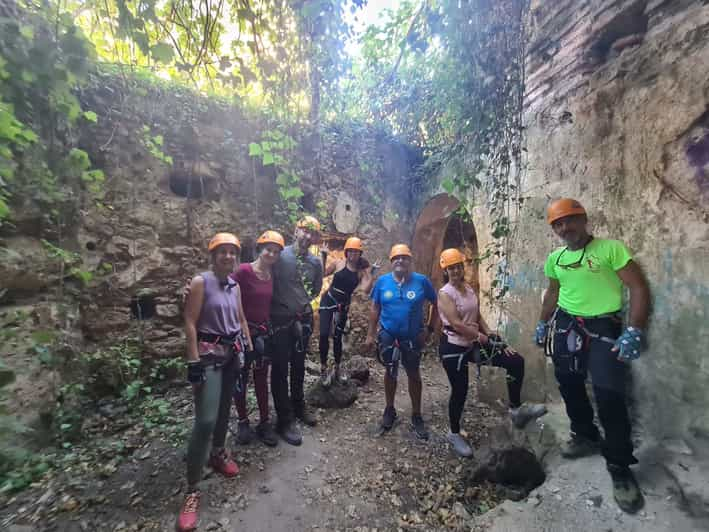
[271, 314, 312, 426]
[552, 310, 636, 467]
[318, 305, 349, 365]
[439, 336, 525, 433]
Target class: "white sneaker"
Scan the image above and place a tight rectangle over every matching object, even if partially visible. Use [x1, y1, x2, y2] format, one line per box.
[447, 431, 473, 457]
[509, 403, 547, 429]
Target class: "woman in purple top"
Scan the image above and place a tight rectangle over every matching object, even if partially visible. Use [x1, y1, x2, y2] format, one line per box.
[178, 233, 253, 532]
[437, 249, 546, 458]
[233, 230, 284, 447]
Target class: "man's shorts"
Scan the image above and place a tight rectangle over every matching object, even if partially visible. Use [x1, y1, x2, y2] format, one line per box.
[377, 329, 422, 373]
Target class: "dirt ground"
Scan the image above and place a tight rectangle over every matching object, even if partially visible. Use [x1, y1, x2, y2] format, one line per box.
[0, 347, 508, 532]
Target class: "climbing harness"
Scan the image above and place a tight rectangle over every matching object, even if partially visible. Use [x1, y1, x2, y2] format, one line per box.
[545, 308, 618, 374]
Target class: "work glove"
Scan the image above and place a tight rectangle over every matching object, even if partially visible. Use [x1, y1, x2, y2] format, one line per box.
[534, 320, 548, 346]
[612, 326, 644, 361]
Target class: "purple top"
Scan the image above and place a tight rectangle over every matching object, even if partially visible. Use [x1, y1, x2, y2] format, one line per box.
[196, 271, 242, 337]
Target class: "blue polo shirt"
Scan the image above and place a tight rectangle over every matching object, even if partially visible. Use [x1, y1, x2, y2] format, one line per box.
[370, 272, 437, 340]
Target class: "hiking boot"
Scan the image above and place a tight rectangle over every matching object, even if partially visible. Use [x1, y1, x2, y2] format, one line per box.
[509, 403, 548, 429]
[608, 464, 644, 514]
[208, 448, 239, 477]
[294, 404, 318, 427]
[447, 431, 473, 457]
[411, 414, 429, 441]
[380, 406, 397, 431]
[176, 490, 200, 532]
[277, 421, 302, 446]
[320, 368, 332, 388]
[561, 434, 601, 459]
[255, 420, 278, 447]
[235, 420, 255, 445]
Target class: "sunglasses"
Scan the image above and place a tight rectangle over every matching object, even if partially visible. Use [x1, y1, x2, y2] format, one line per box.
[555, 243, 587, 269]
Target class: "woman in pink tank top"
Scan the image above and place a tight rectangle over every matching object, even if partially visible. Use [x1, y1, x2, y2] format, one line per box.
[437, 249, 546, 458]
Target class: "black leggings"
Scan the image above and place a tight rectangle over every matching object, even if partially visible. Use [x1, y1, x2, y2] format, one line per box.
[318, 306, 349, 366]
[439, 336, 525, 433]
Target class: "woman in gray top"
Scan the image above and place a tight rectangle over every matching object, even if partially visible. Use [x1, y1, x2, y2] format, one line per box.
[178, 232, 252, 532]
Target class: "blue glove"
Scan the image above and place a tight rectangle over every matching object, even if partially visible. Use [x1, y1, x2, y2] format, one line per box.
[534, 320, 548, 346]
[613, 326, 644, 361]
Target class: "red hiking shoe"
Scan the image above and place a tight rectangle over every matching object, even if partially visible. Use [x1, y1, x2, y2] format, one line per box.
[208, 448, 239, 477]
[176, 490, 200, 532]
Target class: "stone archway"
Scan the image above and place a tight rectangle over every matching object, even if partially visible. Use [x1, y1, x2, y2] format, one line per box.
[412, 194, 479, 291]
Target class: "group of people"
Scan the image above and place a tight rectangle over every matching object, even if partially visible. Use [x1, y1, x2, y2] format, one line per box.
[177, 197, 650, 530]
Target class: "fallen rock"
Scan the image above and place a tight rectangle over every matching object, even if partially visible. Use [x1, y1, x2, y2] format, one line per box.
[343, 355, 370, 384]
[306, 379, 358, 408]
[469, 446, 546, 494]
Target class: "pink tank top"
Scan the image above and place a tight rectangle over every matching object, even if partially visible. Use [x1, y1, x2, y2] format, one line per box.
[438, 283, 480, 347]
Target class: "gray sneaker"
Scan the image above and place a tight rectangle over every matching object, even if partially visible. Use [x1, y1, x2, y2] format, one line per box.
[447, 431, 473, 457]
[561, 434, 601, 459]
[509, 403, 548, 429]
[320, 369, 332, 388]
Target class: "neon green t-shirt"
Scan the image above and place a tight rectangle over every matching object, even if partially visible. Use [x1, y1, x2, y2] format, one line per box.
[544, 238, 632, 317]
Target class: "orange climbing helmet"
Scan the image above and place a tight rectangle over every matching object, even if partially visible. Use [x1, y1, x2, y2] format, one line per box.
[547, 198, 586, 224]
[257, 230, 285, 250]
[208, 232, 241, 252]
[389, 243, 412, 261]
[296, 215, 321, 232]
[439, 248, 465, 269]
[344, 237, 363, 252]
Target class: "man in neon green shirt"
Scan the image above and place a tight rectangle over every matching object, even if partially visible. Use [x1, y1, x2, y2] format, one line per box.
[536, 198, 650, 514]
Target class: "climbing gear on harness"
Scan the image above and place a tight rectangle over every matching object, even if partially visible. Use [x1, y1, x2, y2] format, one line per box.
[297, 215, 321, 232]
[614, 326, 643, 361]
[447, 431, 473, 457]
[411, 414, 429, 440]
[547, 198, 586, 224]
[208, 232, 241, 252]
[389, 243, 412, 260]
[186, 361, 206, 384]
[256, 230, 285, 249]
[608, 464, 645, 514]
[439, 248, 465, 269]
[177, 490, 200, 532]
[196, 332, 243, 368]
[545, 309, 617, 375]
[377, 337, 407, 380]
[380, 406, 397, 432]
[344, 236, 363, 251]
[535, 320, 548, 346]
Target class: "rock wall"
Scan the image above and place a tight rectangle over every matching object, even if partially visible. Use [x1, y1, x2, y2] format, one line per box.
[0, 74, 420, 423]
[510, 0, 709, 441]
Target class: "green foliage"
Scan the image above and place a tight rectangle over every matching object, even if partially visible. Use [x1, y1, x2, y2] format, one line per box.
[141, 125, 173, 166]
[249, 128, 304, 223]
[0, 2, 103, 226]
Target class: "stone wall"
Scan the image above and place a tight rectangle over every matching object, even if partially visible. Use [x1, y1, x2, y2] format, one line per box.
[511, 0, 709, 441]
[0, 74, 420, 423]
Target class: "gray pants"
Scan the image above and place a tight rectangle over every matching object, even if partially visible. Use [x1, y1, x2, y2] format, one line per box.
[186, 356, 238, 487]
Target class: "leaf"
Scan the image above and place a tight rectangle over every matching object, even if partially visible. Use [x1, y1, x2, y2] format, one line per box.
[262, 152, 275, 165]
[31, 330, 55, 344]
[150, 43, 174, 64]
[248, 142, 262, 156]
[82, 111, 98, 123]
[441, 178, 455, 194]
[0, 198, 9, 219]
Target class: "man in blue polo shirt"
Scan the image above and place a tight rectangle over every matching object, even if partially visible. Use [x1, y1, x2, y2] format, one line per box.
[365, 243, 438, 439]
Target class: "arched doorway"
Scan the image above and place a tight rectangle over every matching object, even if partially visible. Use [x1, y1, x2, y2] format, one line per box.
[412, 194, 479, 291]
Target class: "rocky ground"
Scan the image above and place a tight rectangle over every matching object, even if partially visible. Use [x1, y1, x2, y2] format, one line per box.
[2, 344, 708, 532]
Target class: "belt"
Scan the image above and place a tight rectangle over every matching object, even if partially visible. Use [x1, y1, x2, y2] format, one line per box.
[197, 332, 239, 345]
